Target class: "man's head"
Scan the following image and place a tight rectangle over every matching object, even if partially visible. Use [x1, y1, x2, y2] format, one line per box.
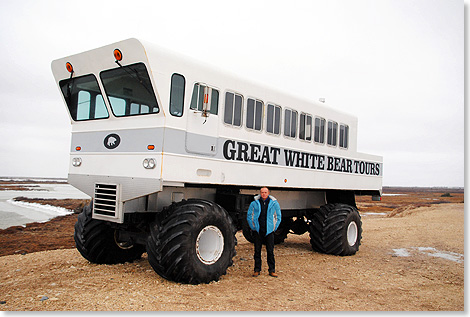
[260, 187, 270, 200]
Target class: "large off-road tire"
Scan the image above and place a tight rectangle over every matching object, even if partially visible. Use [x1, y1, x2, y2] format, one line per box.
[242, 215, 290, 245]
[308, 203, 362, 256]
[74, 202, 145, 264]
[146, 199, 237, 284]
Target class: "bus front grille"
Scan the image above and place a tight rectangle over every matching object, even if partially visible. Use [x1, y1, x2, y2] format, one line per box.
[93, 183, 119, 218]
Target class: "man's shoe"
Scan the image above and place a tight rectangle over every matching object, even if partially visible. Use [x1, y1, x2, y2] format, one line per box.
[253, 271, 260, 277]
[269, 272, 278, 278]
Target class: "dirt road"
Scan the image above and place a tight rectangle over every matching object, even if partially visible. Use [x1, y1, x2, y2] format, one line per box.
[0, 202, 464, 311]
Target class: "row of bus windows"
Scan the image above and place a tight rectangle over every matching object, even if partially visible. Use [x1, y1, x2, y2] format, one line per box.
[65, 69, 347, 149]
[169, 73, 349, 149]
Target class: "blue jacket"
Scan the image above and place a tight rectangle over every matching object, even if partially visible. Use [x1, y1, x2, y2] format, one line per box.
[247, 195, 282, 236]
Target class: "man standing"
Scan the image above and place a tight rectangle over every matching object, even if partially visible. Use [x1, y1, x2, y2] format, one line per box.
[247, 187, 282, 277]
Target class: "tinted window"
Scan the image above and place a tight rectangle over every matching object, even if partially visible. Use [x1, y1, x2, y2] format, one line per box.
[266, 104, 281, 135]
[224, 92, 234, 124]
[299, 113, 312, 141]
[284, 108, 298, 138]
[190, 83, 218, 115]
[59, 74, 108, 121]
[339, 124, 349, 148]
[314, 117, 325, 143]
[100, 63, 159, 117]
[224, 92, 243, 126]
[328, 120, 338, 146]
[211, 89, 219, 115]
[170, 73, 185, 117]
[246, 98, 263, 131]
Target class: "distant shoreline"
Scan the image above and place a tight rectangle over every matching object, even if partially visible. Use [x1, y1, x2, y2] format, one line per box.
[0, 178, 464, 192]
[383, 186, 464, 193]
[0, 178, 67, 185]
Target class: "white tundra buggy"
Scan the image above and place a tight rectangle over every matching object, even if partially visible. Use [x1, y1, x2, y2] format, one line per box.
[51, 38, 383, 284]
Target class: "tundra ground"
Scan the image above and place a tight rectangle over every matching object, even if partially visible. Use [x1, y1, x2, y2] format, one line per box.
[0, 189, 464, 311]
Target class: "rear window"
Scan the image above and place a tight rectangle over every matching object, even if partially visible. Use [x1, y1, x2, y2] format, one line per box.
[100, 63, 159, 117]
[59, 74, 109, 121]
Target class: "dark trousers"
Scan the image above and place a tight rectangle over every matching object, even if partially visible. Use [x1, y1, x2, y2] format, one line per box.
[254, 232, 275, 273]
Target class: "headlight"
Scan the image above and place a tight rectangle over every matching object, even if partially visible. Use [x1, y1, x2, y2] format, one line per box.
[72, 157, 82, 167]
[143, 158, 156, 169]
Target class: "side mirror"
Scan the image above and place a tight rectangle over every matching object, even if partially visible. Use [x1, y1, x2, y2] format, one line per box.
[202, 86, 211, 117]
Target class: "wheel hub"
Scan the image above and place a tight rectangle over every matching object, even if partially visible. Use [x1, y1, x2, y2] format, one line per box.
[114, 230, 134, 250]
[347, 221, 358, 246]
[196, 225, 224, 265]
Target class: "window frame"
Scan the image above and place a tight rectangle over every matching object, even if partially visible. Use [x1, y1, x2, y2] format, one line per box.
[245, 97, 264, 132]
[327, 120, 338, 147]
[299, 112, 313, 142]
[266, 103, 282, 136]
[339, 123, 349, 149]
[223, 90, 244, 127]
[190, 82, 219, 115]
[99, 62, 159, 118]
[59, 73, 109, 121]
[283, 108, 298, 139]
[169, 73, 186, 117]
[314, 116, 326, 144]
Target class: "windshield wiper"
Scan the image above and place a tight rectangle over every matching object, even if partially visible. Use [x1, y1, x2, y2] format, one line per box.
[115, 61, 153, 95]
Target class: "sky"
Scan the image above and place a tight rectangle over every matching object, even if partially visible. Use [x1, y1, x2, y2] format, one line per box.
[0, 0, 465, 187]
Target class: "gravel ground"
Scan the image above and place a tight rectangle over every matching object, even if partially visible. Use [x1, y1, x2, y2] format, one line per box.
[0, 202, 464, 311]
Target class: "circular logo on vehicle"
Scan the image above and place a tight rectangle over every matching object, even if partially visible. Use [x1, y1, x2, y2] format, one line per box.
[104, 134, 121, 149]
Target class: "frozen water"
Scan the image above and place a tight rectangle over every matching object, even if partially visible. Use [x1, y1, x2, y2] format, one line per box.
[0, 183, 90, 229]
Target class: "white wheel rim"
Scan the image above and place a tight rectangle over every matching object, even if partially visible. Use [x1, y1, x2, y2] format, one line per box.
[347, 221, 358, 246]
[196, 225, 224, 265]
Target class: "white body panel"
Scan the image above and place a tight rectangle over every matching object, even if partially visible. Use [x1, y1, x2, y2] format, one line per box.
[51, 38, 382, 222]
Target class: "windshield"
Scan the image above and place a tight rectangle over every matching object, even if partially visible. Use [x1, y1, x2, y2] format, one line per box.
[59, 74, 109, 121]
[100, 63, 159, 117]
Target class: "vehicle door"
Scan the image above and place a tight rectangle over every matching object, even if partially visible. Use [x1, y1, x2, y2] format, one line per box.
[185, 83, 220, 156]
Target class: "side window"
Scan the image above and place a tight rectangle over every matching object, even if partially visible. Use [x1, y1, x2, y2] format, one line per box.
[314, 117, 325, 144]
[327, 120, 338, 146]
[224, 91, 243, 126]
[299, 113, 312, 141]
[169, 73, 185, 117]
[190, 83, 202, 111]
[211, 89, 219, 115]
[190, 83, 218, 115]
[284, 108, 298, 138]
[266, 104, 281, 135]
[246, 98, 264, 131]
[339, 124, 349, 149]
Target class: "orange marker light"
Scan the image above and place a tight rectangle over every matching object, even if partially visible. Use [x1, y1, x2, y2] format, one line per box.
[66, 62, 73, 73]
[114, 49, 123, 61]
[76, 146, 81, 151]
[147, 145, 155, 150]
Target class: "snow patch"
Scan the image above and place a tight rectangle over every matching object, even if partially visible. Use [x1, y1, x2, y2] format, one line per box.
[392, 247, 463, 263]
[361, 212, 388, 216]
[7, 199, 73, 217]
[392, 248, 410, 257]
